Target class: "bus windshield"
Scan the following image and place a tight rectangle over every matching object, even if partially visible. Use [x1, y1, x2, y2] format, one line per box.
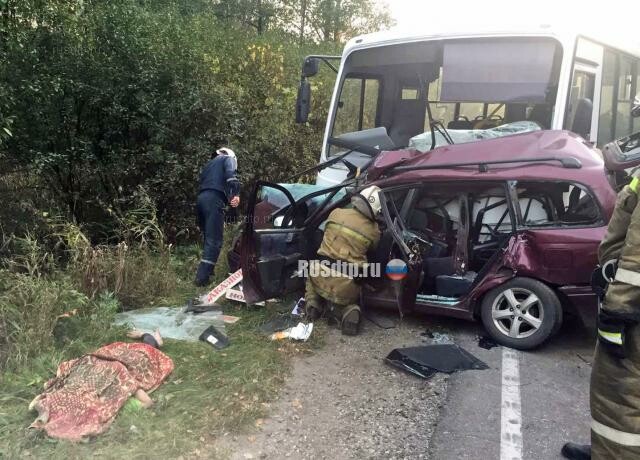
[328, 37, 563, 159]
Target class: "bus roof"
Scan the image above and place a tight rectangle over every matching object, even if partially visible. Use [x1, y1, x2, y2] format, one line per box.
[343, 24, 640, 59]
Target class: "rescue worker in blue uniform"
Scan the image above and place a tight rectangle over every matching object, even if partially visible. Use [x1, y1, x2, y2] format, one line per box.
[195, 147, 240, 286]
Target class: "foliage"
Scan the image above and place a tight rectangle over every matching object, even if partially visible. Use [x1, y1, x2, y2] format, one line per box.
[0, 272, 95, 370]
[0, 0, 391, 244]
[0, 1, 387, 452]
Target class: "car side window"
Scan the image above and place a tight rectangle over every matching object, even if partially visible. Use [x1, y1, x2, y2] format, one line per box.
[515, 181, 601, 228]
[254, 185, 296, 230]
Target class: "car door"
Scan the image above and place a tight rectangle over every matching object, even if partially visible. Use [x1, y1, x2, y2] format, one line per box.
[240, 181, 349, 304]
[602, 130, 640, 172]
[240, 182, 308, 304]
[378, 188, 423, 315]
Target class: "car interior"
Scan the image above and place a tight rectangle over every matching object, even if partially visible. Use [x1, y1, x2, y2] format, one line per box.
[246, 179, 601, 303]
[377, 181, 601, 301]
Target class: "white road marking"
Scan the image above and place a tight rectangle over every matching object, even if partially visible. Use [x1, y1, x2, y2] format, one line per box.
[501, 347, 523, 460]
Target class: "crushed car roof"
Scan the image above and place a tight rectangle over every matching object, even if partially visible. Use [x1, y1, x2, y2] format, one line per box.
[368, 130, 605, 184]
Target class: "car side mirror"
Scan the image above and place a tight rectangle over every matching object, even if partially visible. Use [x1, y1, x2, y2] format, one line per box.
[633, 94, 640, 118]
[302, 57, 320, 78]
[296, 79, 311, 124]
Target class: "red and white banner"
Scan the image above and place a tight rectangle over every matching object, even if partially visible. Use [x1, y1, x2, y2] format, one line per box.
[201, 269, 243, 305]
[225, 288, 245, 303]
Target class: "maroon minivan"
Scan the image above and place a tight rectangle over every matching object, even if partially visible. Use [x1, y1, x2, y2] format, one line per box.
[237, 130, 630, 349]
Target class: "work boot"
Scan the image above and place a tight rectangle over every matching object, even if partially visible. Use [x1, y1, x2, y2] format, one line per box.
[194, 262, 214, 287]
[305, 304, 323, 321]
[561, 442, 591, 460]
[341, 304, 362, 336]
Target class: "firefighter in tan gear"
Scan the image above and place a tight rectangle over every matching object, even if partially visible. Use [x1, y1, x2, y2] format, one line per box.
[304, 185, 381, 335]
[563, 176, 640, 460]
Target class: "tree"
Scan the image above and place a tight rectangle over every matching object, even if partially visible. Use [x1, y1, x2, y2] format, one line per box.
[306, 0, 393, 43]
[0, 0, 391, 242]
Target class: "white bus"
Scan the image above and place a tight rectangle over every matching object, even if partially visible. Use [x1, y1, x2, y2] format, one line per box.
[296, 25, 640, 185]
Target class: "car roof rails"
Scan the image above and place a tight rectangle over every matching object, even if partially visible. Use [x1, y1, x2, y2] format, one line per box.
[390, 156, 582, 174]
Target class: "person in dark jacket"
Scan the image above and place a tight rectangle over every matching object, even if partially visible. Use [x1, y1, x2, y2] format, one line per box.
[195, 147, 240, 286]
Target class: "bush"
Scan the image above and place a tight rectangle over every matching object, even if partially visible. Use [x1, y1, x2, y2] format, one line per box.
[73, 243, 182, 308]
[0, 273, 88, 370]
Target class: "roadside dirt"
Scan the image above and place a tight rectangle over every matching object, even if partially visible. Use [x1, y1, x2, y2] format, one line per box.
[217, 316, 448, 460]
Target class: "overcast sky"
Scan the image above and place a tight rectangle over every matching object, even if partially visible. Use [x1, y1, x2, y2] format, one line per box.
[381, 0, 640, 49]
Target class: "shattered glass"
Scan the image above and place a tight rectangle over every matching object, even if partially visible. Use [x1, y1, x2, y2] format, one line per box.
[114, 307, 225, 342]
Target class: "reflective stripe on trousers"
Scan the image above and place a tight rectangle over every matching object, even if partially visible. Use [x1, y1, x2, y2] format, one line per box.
[615, 267, 640, 288]
[598, 329, 623, 345]
[592, 419, 640, 447]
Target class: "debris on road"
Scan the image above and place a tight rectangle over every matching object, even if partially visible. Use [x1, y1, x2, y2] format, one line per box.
[270, 322, 314, 341]
[420, 329, 453, 344]
[291, 297, 305, 316]
[385, 344, 488, 379]
[222, 315, 241, 324]
[199, 325, 230, 349]
[430, 332, 453, 344]
[258, 315, 300, 334]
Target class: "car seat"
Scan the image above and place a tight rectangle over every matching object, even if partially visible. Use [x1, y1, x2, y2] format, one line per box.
[447, 116, 473, 130]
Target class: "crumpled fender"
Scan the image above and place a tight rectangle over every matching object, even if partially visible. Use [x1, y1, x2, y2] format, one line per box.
[504, 233, 539, 274]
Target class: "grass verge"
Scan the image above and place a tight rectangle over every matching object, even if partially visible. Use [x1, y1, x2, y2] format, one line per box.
[0, 297, 319, 459]
[0, 224, 320, 459]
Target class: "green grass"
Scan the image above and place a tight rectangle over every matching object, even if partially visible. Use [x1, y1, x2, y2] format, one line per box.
[0, 228, 322, 458]
[0, 298, 319, 459]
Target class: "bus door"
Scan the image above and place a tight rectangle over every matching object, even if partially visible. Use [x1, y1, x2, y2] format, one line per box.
[566, 63, 601, 144]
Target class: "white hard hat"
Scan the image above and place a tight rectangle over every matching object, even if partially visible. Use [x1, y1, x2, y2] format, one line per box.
[352, 185, 382, 219]
[216, 147, 236, 158]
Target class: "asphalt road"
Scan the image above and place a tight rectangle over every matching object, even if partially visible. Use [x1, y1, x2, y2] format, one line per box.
[218, 311, 595, 459]
[428, 315, 595, 460]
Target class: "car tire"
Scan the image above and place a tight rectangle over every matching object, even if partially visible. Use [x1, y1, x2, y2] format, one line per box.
[480, 277, 563, 350]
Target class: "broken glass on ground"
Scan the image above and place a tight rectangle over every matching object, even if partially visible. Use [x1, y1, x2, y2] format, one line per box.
[385, 344, 488, 379]
[420, 329, 453, 344]
[114, 306, 225, 342]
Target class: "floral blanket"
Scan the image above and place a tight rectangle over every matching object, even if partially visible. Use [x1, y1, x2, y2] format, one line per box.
[29, 342, 174, 441]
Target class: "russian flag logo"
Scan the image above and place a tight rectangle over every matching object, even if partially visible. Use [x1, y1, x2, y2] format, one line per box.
[385, 259, 408, 281]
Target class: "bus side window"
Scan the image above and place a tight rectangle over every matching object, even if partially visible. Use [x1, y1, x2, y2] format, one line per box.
[565, 70, 596, 140]
[598, 50, 640, 146]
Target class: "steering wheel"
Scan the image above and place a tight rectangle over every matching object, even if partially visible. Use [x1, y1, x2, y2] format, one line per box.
[279, 203, 307, 228]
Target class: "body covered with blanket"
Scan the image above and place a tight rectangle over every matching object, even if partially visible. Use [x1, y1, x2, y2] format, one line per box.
[29, 342, 173, 441]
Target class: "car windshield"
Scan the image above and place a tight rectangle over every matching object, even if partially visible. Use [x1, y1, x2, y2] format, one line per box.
[328, 37, 563, 160]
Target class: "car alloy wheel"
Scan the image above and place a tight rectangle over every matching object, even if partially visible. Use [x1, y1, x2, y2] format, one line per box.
[491, 287, 543, 339]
